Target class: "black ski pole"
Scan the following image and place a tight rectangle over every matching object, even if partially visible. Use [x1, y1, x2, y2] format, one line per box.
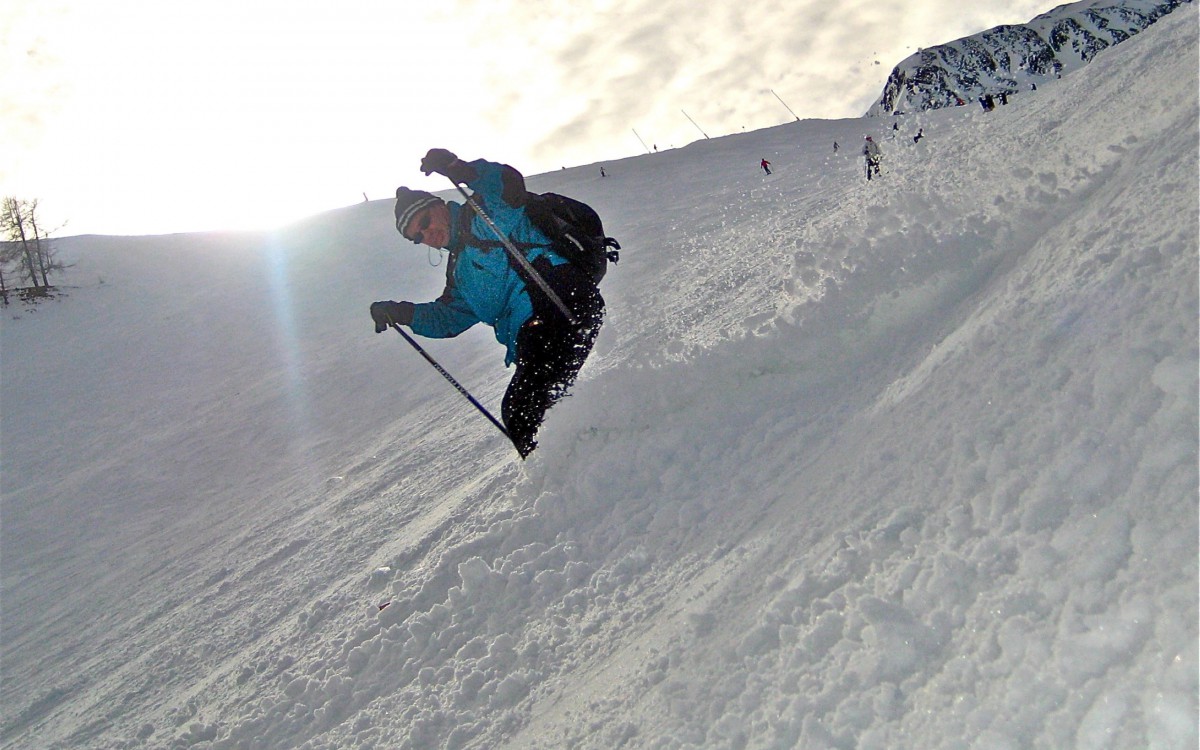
[449, 181, 578, 327]
[390, 322, 512, 443]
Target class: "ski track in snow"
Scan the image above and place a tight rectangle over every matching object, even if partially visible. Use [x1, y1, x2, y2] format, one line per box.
[1, 6, 1197, 749]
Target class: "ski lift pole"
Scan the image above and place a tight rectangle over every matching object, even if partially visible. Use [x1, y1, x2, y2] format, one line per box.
[771, 89, 801, 122]
[390, 323, 512, 443]
[450, 182, 577, 326]
[632, 128, 652, 154]
[681, 110, 709, 139]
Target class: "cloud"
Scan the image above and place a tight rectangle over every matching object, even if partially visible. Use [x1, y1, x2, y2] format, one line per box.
[0, 2, 75, 183]
[1, 0, 1059, 234]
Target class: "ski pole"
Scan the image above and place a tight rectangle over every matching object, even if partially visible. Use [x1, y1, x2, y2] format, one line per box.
[449, 182, 578, 326]
[390, 322, 511, 443]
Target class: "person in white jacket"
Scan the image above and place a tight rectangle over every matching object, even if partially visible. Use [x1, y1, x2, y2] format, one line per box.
[862, 136, 883, 181]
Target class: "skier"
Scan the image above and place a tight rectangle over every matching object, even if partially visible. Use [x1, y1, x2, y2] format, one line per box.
[913, 128, 924, 144]
[833, 141, 839, 153]
[862, 136, 882, 181]
[369, 149, 604, 458]
[760, 158, 772, 175]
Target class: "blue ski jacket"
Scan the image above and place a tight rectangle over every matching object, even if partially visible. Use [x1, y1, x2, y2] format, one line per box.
[410, 159, 572, 366]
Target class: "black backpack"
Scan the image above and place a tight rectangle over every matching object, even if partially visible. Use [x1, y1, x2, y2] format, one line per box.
[524, 192, 620, 284]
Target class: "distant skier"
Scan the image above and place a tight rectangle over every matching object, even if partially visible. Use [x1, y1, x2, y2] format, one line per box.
[913, 128, 924, 144]
[760, 158, 772, 175]
[833, 141, 840, 153]
[600, 166, 607, 178]
[369, 149, 604, 458]
[862, 136, 882, 181]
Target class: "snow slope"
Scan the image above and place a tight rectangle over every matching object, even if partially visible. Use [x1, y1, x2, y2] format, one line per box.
[1, 6, 1196, 749]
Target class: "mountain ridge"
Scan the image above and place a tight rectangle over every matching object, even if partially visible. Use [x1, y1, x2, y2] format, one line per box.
[867, 0, 1190, 115]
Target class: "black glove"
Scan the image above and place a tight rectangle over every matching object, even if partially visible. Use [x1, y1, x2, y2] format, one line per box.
[420, 148, 458, 176]
[370, 300, 414, 333]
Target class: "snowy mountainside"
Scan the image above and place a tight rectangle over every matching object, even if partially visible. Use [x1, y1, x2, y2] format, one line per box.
[0, 5, 1197, 749]
[867, 0, 1191, 116]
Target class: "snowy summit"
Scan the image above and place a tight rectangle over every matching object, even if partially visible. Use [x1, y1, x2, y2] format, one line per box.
[1, 4, 1197, 749]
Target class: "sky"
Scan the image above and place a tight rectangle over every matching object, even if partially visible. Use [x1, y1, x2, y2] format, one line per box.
[2, 5, 1196, 747]
[0, 0, 1053, 236]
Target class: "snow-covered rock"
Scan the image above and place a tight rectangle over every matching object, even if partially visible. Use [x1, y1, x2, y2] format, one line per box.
[866, 0, 1191, 116]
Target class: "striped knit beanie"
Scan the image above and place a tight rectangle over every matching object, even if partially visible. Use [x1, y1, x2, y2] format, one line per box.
[394, 187, 441, 234]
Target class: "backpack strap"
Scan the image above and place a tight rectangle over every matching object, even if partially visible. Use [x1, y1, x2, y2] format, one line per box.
[460, 191, 553, 255]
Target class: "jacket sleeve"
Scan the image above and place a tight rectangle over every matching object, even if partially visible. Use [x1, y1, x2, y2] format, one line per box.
[464, 159, 528, 215]
[410, 273, 480, 339]
[459, 158, 561, 255]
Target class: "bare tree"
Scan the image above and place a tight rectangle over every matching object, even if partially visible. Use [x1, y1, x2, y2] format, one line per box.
[0, 233, 19, 304]
[25, 201, 59, 287]
[2, 197, 39, 288]
[0, 250, 10, 305]
[1, 197, 64, 299]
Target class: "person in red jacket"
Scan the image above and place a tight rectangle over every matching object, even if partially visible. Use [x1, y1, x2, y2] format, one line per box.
[760, 158, 772, 175]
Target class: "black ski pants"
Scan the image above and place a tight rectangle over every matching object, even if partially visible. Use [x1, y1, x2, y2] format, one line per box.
[866, 157, 881, 180]
[502, 263, 603, 458]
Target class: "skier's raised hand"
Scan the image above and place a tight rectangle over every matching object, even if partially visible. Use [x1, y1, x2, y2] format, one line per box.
[420, 148, 458, 176]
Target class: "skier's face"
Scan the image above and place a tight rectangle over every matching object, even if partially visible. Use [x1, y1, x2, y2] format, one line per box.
[403, 202, 450, 248]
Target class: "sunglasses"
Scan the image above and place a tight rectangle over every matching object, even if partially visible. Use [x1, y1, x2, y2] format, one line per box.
[400, 211, 433, 245]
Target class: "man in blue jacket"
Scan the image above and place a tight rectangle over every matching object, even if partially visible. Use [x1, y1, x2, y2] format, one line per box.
[370, 149, 604, 458]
